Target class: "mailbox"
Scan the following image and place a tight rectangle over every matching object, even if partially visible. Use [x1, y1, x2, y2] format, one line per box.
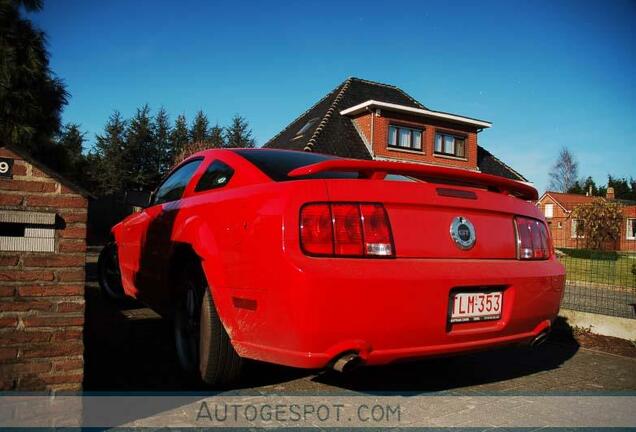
[0, 210, 56, 252]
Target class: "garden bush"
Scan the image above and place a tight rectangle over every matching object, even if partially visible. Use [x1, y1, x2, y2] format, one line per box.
[557, 248, 619, 261]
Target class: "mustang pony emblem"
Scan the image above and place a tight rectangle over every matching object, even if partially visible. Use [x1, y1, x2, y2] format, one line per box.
[450, 216, 476, 250]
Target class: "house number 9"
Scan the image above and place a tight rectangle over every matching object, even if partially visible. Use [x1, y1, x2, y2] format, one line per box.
[0, 158, 13, 178]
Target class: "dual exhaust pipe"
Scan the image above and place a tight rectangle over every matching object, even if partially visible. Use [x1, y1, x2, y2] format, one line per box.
[332, 329, 550, 373]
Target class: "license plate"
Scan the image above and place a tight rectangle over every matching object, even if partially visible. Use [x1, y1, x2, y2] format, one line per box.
[450, 291, 503, 323]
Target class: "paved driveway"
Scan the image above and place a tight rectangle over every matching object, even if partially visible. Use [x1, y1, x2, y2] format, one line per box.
[84, 259, 636, 394]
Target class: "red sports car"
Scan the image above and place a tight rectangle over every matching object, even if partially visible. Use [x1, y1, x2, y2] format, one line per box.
[98, 148, 565, 385]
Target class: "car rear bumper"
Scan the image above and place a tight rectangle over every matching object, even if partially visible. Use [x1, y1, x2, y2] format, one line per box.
[217, 258, 565, 369]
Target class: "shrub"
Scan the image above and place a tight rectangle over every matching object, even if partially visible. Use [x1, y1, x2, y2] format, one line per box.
[571, 200, 623, 250]
[557, 248, 618, 261]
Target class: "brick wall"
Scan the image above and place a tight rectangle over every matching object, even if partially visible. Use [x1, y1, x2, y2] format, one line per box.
[536, 195, 580, 249]
[0, 147, 87, 391]
[352, 111, 479, 170]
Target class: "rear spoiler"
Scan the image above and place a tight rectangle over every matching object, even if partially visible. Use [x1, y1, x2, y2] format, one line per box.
[288, 159, 538, 201]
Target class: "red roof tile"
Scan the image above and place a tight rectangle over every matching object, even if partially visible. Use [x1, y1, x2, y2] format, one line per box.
[545, 191, 600, 211]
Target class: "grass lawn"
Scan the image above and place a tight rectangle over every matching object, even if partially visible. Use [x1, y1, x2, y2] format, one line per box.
[559, 254, 636, 289]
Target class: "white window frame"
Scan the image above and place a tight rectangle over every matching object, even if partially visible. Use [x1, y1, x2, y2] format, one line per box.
[434, 132, 466, 158]
[388, 125, 423, 151]
[544, 204, 554, 219]
[627, 218, 636, 240]
[571, 219, 584, 239]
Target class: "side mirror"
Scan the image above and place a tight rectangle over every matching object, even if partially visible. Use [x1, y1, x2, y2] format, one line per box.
[125, 190, 152, 208]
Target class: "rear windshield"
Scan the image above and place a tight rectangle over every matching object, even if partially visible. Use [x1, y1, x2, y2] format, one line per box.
[233, 149, 359, 181]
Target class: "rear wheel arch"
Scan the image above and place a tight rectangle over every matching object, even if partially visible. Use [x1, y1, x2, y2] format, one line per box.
[172, 257, 242, 385]
[167, 243, 237, 339]
[168, 244, 203, 306]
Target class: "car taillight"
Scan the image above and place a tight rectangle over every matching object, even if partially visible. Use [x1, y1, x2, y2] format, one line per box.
[332, 204, 364, 255]
[299, 203, 333, 255]
[300, 203, 394, 258]
[515, 216, 551, 260]
[360, 204, 393, 256]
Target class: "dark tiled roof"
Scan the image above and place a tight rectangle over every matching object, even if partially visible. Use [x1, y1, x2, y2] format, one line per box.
[477, 145, 527, 181]
[264, 77, 526, 181]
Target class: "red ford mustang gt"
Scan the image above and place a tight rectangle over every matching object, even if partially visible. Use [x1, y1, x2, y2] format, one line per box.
[98, 148, 565, 385]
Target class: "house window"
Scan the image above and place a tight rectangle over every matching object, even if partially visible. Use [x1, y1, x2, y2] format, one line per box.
[388, 125, 422, 151]
[434, 132, 466, 158]
[627, 218, 636, 240]
[557, 221, 563, 229]
[571, 219, 584, 239]
[544, 204, 554, 219]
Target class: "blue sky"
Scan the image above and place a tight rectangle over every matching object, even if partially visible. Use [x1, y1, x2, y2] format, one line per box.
[30, 0, 635, 192]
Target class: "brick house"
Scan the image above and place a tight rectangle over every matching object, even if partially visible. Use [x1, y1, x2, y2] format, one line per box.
[265, 77, 526, 181]
[0, 144, 90, 391]
[536, 188, 636, 251]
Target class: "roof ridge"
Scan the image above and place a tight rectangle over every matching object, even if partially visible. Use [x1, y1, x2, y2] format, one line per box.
[479, 145, 527, 182]
[304, 78, 353, 152]
[263, 80, 347, 148]
[541, 192, 571, 213]
[547, 191, 597, 197]
[348, 77, 427, 109]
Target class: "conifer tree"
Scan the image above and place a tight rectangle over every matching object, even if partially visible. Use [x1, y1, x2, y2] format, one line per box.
[154, 107, 172, 176]
[190, 110, 210, 144]
[209, 124, 225, 148]
[125, 105, 156, 189]
[0, 0, 68, 155]
[51, 123, 85, 181]
[171, 114, 189, 162]
[224, 114, 255, 148]
[91, 112, 127, 195]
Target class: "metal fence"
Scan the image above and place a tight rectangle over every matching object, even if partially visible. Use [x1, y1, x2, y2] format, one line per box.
[546, 211, 636, 319]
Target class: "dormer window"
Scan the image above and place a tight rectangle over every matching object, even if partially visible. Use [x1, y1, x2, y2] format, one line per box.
[435, 132, 466, 158]
[388, 125, 423, 151]
[292, 117, 320, 140]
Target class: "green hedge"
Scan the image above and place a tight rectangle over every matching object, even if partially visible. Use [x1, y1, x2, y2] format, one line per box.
[557, 248, 619, 261]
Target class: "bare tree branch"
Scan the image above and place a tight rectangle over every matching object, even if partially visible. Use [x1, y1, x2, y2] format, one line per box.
[548, 147, 578, 192]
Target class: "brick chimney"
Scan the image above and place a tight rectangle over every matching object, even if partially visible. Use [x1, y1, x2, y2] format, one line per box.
[606, 187, 615, 200]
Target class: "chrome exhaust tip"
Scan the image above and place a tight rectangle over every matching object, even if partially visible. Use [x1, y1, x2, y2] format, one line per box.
[332, 353, 361, 373]
[530, 330, 550, 348]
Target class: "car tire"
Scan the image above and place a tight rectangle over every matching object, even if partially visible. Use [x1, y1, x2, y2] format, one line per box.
[97, 242, 125, 300]
[174, 262, 242, 386]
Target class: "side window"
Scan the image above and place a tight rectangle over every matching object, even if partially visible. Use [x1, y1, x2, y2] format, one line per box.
[195, 160, 235, 192]
[152, 159, 202, 205]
